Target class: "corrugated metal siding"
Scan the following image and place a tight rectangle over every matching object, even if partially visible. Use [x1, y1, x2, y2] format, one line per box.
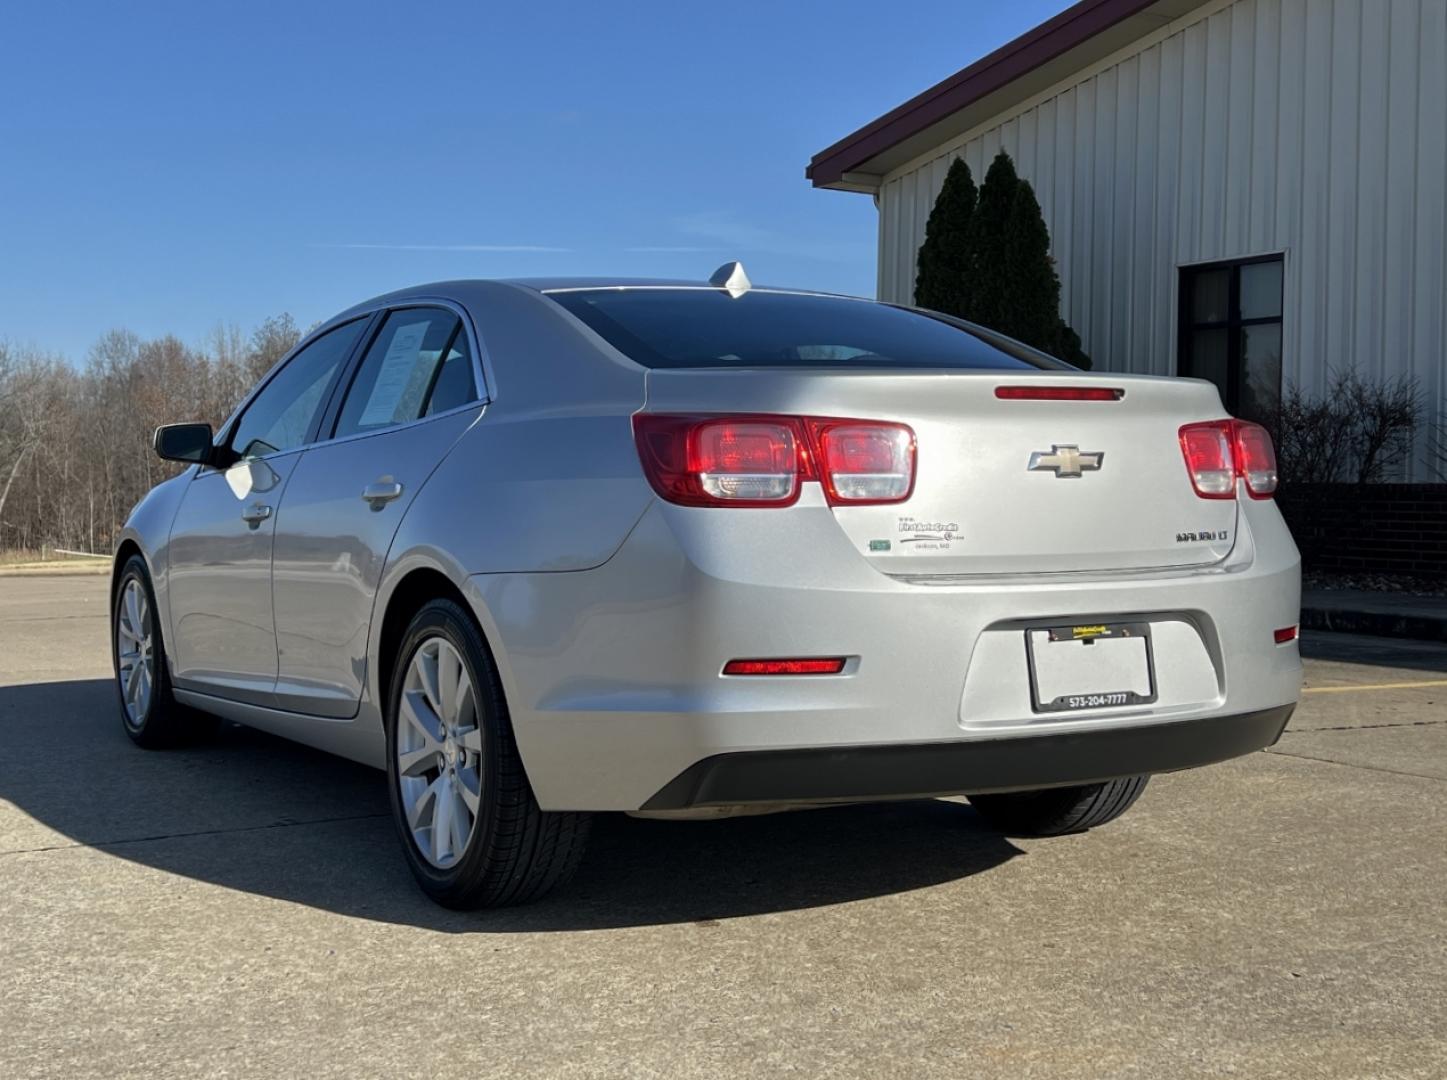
[877, 0, 1447, 479]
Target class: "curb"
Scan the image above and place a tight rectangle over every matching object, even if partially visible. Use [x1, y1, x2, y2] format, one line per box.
[0, 564, 111, 577]
[1300, 605, 1447, 644]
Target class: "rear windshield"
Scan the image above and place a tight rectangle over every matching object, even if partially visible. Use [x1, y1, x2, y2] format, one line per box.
[547, 288, 1067, 370]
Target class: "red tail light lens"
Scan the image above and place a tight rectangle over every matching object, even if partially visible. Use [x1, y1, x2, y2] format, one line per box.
[690, 420, 799, 502]
[1178, 419, 1279, 500]
[1179, 421, 1238, 499]
[810, 420, 916, 504]
[633, 415, 803, 506]
[722, 657, 847, 675]
[1232, 420, 1279, 498]
[633, 414, 915, 508]
[995, 386, 1124, 401]
[1273, 626, 1298, 644]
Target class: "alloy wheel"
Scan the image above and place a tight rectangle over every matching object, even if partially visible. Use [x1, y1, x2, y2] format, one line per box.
[397, 636, 483, 868]
[116, 578, 154, 729]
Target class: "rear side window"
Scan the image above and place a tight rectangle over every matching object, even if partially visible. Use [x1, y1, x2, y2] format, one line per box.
[547, 288, 1065, 370]
[334, 308, 477, 438]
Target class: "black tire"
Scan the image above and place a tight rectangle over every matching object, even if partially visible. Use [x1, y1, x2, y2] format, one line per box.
[385, 598, 590, 909]
[112, 554, 205, 748]
[968, 776, 1149, 837]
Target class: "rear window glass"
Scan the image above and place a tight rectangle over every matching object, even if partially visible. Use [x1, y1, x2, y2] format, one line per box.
[547, 288, 1066, 370]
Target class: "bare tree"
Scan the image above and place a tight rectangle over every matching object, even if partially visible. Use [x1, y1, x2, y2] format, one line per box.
[0, 314, 298, 555]
[247, 313, 300, 381]
[1274, 369, 1423, 486]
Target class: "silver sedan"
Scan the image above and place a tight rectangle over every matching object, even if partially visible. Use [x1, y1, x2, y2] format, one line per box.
[112, 267, 1302, 908]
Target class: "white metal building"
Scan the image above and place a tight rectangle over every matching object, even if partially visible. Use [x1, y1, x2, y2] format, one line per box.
[808, 0, 1446, 478]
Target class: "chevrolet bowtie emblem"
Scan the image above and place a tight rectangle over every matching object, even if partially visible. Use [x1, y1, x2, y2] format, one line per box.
[1027, 444, 1104, 478]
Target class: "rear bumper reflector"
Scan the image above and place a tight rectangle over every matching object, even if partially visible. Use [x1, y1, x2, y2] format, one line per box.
[722, 658, 848, 676]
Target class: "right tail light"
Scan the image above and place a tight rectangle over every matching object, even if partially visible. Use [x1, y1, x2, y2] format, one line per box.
[1179, 419, 1278, 500]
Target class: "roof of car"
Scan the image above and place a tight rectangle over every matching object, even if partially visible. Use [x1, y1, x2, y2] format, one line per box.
[330, 278, 873, 326]
[503, 277, 710, 292]
[359, 277, 868, 299]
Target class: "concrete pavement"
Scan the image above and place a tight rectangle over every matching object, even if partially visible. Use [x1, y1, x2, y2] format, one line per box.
[2, 575, 1444, 1079]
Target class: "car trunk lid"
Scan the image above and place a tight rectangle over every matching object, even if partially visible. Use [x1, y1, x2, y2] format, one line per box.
[642, 368, 1238, 576]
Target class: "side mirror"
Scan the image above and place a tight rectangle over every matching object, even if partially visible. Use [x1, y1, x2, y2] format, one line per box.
[153, 423, 215, 464]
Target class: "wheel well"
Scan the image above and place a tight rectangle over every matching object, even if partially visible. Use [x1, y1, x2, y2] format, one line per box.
[111, 539, 143, 607]
[377, 568, 473, 709]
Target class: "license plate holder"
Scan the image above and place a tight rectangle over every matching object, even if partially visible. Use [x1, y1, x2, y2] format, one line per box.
[1026, 621, 1157, 713]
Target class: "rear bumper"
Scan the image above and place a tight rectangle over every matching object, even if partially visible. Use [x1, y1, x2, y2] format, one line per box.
[467, 495, 1302, 812]
[641, 704, 1294, 810]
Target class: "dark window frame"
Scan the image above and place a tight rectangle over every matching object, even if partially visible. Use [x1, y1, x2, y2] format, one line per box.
[1177, 253, 1284, 418]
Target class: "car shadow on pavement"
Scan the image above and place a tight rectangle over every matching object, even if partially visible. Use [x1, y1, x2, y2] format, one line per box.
[0, 679, 1021, 932]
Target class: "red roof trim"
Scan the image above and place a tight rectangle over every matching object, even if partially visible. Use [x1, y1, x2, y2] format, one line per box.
[806, 0, 1163, 187]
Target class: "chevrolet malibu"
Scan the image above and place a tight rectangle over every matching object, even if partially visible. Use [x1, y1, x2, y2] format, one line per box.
[112, 266, 1302, 908]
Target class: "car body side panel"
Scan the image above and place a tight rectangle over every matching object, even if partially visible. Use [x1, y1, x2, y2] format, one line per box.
[270, 406, 481, 718]
[386, 281, 652, 576]
[210, 281, 652, 765]
[121, 282, 655, 769]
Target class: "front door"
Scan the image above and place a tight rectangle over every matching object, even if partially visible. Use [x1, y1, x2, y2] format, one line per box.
[271, 306, 483, 717]
[165, 318, 368, 704]
[167, 456, 299, 703]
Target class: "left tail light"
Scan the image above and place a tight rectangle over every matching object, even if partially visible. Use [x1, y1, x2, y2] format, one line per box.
[633, 414, 915, 508]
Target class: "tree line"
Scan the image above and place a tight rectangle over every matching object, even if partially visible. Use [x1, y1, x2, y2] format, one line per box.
[915, 150, 1090, 369]
[0, 315, 301, 556]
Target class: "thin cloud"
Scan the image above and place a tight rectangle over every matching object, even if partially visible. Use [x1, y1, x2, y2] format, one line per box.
[624, 245, 716, 253]
[311, 242, 572, 253]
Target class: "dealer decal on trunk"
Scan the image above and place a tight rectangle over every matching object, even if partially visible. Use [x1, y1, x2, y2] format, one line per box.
[894, 516, 962, 552]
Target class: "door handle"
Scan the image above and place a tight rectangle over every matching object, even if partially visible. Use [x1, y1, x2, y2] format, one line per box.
[361, 478, 404, 509]
[241, 503, 273, 527]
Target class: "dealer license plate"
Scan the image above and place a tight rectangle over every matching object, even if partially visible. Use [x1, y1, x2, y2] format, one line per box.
[1026, 622, 1157, 713]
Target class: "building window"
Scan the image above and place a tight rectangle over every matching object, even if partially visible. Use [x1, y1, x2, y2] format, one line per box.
[1178, 255, 1284, 426]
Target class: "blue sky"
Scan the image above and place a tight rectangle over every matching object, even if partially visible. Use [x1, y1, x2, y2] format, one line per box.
[0, 0, 1067, 362]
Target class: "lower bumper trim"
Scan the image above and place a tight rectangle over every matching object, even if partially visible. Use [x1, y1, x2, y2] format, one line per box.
[640, 704, 1295, 811]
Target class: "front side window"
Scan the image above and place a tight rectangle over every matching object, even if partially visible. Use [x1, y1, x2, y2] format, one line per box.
[547, 288, 1067, 370]
[1178, 255, 1284, 425]
[333, 308, 476, 439]
[228, 319, 365, 460]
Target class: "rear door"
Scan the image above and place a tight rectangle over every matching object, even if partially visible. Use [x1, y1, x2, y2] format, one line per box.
[167, 319, 367, 704]
[270, 305, 484, 717]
